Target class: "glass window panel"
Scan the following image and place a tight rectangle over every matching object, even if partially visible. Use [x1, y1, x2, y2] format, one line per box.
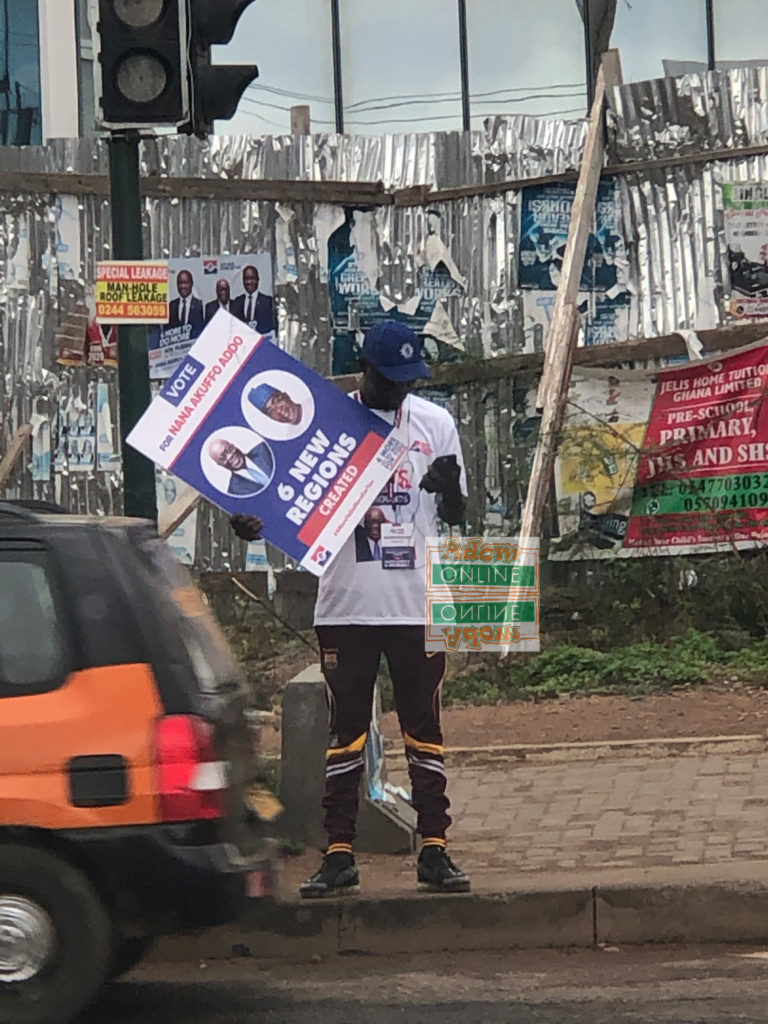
[611, 0, 708, 83]
[714, 0, 768, 64]
[339, 0, 463, 134]
[467, 0, 588, 129]
[214, 0, 336, 135]
[0, 560, 66, 688]
[0, 0, 42, 145]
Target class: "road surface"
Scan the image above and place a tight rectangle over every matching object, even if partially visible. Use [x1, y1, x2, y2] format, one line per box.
[87, 944, 768, 1022]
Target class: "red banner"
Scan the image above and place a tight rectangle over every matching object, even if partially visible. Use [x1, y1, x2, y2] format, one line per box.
[625, 344, 768, 552]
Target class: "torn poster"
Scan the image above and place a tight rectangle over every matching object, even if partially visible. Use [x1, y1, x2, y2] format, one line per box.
[329, 208, 466, 375]
[519, 178, 631, 350]
[97, 381, 121, 472]
[156, 468, 198, 566]
[31, 410, 51, 483]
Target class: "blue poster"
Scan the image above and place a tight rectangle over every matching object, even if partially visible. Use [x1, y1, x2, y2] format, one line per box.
[519, 179, 632, 348]
[128, 312, 408, 575]
[328, 209, 465, 375]
[519, 179, 628, 294]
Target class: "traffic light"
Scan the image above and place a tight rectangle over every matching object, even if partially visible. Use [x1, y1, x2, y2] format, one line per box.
[186, 0, 259, 136]
[96, 0, 258, 134]
[97, 0, 189, 129]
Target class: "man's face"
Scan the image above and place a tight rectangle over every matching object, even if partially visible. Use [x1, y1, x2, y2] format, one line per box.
[263, 390, 301, 425]
[364, 507, 385, 541]
[243, 266, 259, 294]
[359, 363, 410, 412]
[163, 479, 177, 504]
[210, 439, 245, 471]
[216, 279, 231, 304]
[177, 271, 193, 298]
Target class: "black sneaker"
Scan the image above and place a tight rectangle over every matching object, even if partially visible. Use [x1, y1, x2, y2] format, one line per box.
[299, 852, 360, 898]
[417, 845, 471, 893]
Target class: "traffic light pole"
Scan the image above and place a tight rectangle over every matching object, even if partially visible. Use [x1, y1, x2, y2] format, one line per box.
[108, 133, 157, 522]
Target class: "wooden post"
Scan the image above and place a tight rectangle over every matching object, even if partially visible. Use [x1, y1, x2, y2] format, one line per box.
[519, 304, 579, 543]
[0, 424, 32, 491]
[520, 49, 622, 543]
[290, 105, 310, 135]
[157, 486, 201, 541]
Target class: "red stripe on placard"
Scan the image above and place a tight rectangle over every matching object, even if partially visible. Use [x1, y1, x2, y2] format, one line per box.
[297, 432, 384, 547]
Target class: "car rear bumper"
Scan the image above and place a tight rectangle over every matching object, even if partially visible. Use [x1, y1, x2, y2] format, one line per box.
[58, 821, 278, 935]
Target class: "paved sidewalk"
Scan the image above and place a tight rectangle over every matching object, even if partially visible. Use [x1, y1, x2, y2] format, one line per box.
[414, 749, 768, 876]
[274, 740, 768, 894]
[153, 741, 768, 963]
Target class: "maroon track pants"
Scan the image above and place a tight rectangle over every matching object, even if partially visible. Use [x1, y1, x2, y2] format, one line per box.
[316, 625, 451, 847]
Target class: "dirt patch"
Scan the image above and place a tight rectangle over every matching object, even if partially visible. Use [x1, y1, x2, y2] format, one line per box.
[384, 685, 768, 749]
[257, 683, 768, 756]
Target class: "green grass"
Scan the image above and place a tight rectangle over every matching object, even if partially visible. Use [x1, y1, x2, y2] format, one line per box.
[441, 628, 768, 707]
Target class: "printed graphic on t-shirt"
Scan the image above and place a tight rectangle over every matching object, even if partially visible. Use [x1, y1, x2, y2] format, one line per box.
[354, 457, 422, 563]
[354, 506, 388, 562]
[314, 393, 467, 626]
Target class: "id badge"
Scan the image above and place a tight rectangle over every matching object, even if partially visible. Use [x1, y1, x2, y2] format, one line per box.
[380, 523, 416, 570]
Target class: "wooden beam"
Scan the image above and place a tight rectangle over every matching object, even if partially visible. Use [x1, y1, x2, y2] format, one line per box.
[4, 131, 768, 208]
[518, 50, 621, 543]
[519, 304, 580, 543]
[0, 170, 390, 207]
[0, 424, 32, 490]
[141, 176, 389, 206]
[536, 51, 621, 411]
[328, 320, 768, 393]
[0, 171, 110, 197]
[157, 486, 202, 541]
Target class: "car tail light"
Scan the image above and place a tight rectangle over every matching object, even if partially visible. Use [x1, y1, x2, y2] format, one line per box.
[153, 715, 228, 822]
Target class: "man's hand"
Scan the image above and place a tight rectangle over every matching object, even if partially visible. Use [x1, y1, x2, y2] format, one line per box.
[231, 514, 263, 542]
[420, 455, 465, 527]
[420, 455, 461, 495]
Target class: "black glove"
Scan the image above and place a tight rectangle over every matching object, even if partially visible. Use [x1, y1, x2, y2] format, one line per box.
[231, 514, 264, 542]
[419, 454, 461, 495]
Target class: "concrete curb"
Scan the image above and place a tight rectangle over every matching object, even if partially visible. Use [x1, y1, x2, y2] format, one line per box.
[150, 863, 768, 963]
[264, 732, 768, 769]
[387, 733, 768, 766]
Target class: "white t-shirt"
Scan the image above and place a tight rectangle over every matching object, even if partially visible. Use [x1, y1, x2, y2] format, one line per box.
[314, 393, 467, 626]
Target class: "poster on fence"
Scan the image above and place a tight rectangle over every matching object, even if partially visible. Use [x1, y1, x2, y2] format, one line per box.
[147, 253, 275, 379]
[723, 182, 768, 319]
[128, 311, 409, 575]
[328, 208, 466, 375]
[519, 179, 632, 349]
[551, 341, 768, 559]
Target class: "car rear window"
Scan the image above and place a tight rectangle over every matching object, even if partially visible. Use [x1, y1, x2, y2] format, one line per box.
[0, 556, 68, 692]
[135, 536, 242, 693]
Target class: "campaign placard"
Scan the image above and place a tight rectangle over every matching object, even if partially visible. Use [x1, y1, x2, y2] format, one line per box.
[96, 261, 169, 324]
[127, 312, 408, 575]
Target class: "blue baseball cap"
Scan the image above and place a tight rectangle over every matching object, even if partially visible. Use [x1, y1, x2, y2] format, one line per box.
[248, 383, 278, 410]
[360, 321, 431, 382]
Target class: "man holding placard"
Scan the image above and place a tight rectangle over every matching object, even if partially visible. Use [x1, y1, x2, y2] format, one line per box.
[232, 321, 471, 897]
